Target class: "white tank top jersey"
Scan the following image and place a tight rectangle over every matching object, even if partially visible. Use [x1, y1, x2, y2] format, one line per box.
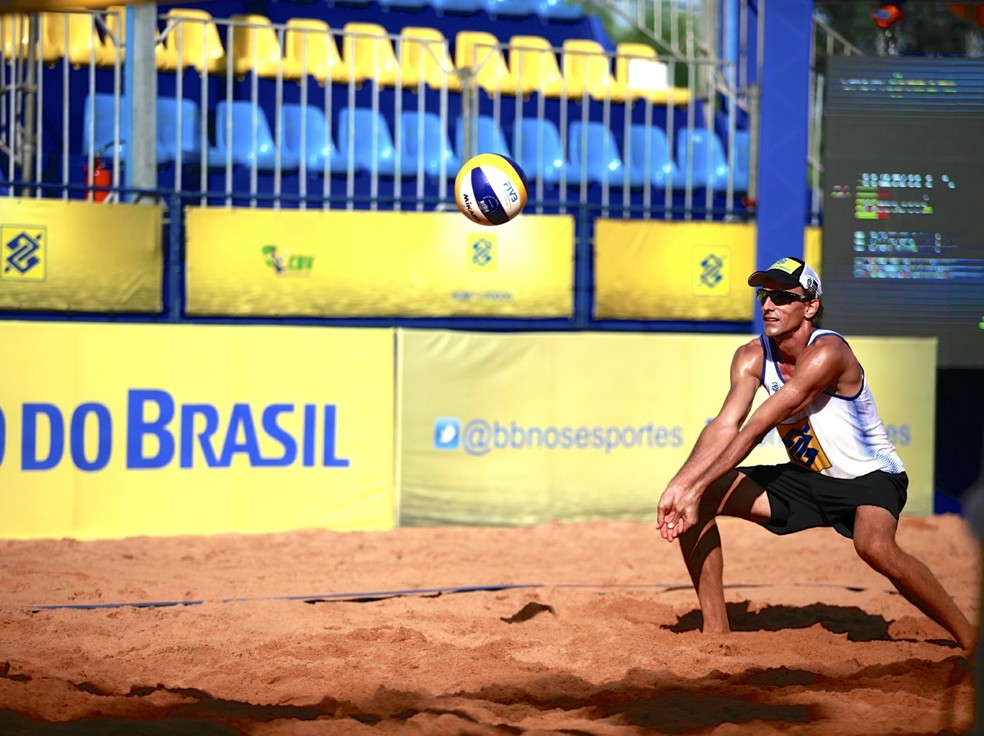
[759, 329, 905, 479]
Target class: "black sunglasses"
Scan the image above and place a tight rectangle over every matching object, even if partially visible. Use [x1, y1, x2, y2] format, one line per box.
[756, 288, 812, 306]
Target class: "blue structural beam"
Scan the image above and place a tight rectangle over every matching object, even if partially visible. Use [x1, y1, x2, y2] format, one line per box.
[754, 0, 813, 330]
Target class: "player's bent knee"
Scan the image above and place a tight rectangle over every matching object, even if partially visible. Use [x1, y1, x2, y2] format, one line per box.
[853, 535, 897, 571]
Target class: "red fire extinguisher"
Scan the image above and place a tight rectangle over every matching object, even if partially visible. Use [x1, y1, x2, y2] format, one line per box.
[84, 144, 114, 202]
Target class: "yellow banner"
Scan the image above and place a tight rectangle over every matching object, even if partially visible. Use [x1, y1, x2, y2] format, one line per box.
[398, 330, 935, 525]
[0, 322, 396, 539]
[805, 225, 822, 270]
[594, 220, 757, 321]
[186, 208, 574, 318]
[0, 199, 162, 313]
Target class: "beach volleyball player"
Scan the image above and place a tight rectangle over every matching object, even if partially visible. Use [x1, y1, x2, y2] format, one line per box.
[656, 256, 975, 650]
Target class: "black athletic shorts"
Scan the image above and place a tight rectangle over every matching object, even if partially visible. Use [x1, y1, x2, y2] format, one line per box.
[737, 462, 908, 539]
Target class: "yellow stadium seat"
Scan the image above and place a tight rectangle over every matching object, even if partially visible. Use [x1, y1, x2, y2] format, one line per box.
[342, 22, 399, 87]
[158, 8, 225, 74]
[0, 13, 30, 60]
[508, 35, 563, 98]
[229, 14, 282, 79]
[399, 26, 461, 92]
[98, 6, 128, 65]
[283, 18, 348, 85]
[454, 30, 516, 97]
[101, 5, 169, 68]
[562, 38, 621, 102]
[39, 11, 112, 67]
[614, 42, 691, 105]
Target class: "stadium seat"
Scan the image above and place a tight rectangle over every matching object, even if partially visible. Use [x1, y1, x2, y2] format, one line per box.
[82, 93, 127, 158]
[484, 0, 538, 19]
[399, 26, 462, 92]
[535, 0, 584, 21]
[430, 0, 484, 14]
[39, 11, 112, 67]
[514, 117, 571, 186]
[626, 124, 680, 189]
[281, 103, 347, 174]
[157, 97, 203, 164]
[731, 129, 750, 192]
[562, 39, 621, 102]
[568, 120, 624, 187]
[675, 127, 730, 191]
[1, 13, 30, 60]
[398, 110, 462, 179]
[342, 22, 400, 88]
[454, 30, 517, 96]
[283, 18, 349, 86]
[158, 8, 226, 74]
[209, 101, 296, 170]
[337, 107, 398, 175]
[508, 35, 563, 98]
[99, 6, 128, 64]
[455, 114, 511, 160]
[228, 14, 282, 79]
[614, 42, 691, 105]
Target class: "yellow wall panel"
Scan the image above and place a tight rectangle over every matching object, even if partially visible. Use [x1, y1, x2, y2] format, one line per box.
[186, 208, 574, 318]
[398, 330, 935, 524]
[0, 322, 396, 539]
[594, 219, 757, 320]
[0, 199, 162, 312]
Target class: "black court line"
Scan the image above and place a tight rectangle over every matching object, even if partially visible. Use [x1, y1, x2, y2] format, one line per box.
[17, 581, 891, 613]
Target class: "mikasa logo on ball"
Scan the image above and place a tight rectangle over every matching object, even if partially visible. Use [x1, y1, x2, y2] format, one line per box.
[459, 191, 479, 220]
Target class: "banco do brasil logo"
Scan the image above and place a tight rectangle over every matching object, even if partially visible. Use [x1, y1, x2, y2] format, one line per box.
[262, 245, 314, 276]
[699, 253, 725, 289]
[2, 226, 47, 282]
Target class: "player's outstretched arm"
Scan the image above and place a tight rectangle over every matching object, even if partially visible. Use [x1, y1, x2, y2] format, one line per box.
[657, 341, 761, 541]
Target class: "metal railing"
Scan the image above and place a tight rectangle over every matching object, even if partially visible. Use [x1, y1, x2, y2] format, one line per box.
[0, 7, 757, 221]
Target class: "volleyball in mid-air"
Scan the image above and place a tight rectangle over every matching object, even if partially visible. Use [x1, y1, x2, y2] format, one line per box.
[454, 153, 528, 226]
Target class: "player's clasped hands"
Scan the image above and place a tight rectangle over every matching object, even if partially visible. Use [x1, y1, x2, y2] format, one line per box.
[657, 486, 700, 542]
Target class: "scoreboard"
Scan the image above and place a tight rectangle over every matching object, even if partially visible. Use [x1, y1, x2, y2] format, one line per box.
[822, 56, 984, 368]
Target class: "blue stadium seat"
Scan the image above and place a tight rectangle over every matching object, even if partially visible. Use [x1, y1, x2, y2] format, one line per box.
[627, 124, 680, 189]
[569, 120, 625, 186]
[82, 93, 128, 158]
[514, 117, 572, 186]
[535, 0, 584, 21]
[675, 127, 730, 191]
[732, 129, 750, 192]
[209, 101, 296, 171]
[484, 0, 538, 18]
[455, 114, 511, 160]
[281, 103, 347, 174]
[156, 97, 202, 164]
[337, 107, 398, 175]
[399, 110, 462, 179]
[430, 0, 484, 13]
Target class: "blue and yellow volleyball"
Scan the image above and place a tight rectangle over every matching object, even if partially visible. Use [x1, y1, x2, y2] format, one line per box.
[454, 153, 529, 226]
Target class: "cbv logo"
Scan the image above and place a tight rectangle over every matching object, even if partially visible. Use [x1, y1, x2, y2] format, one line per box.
[262, 245, 314, 276]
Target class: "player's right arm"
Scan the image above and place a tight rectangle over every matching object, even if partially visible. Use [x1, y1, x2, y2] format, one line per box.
[656, 340, 762, 533]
